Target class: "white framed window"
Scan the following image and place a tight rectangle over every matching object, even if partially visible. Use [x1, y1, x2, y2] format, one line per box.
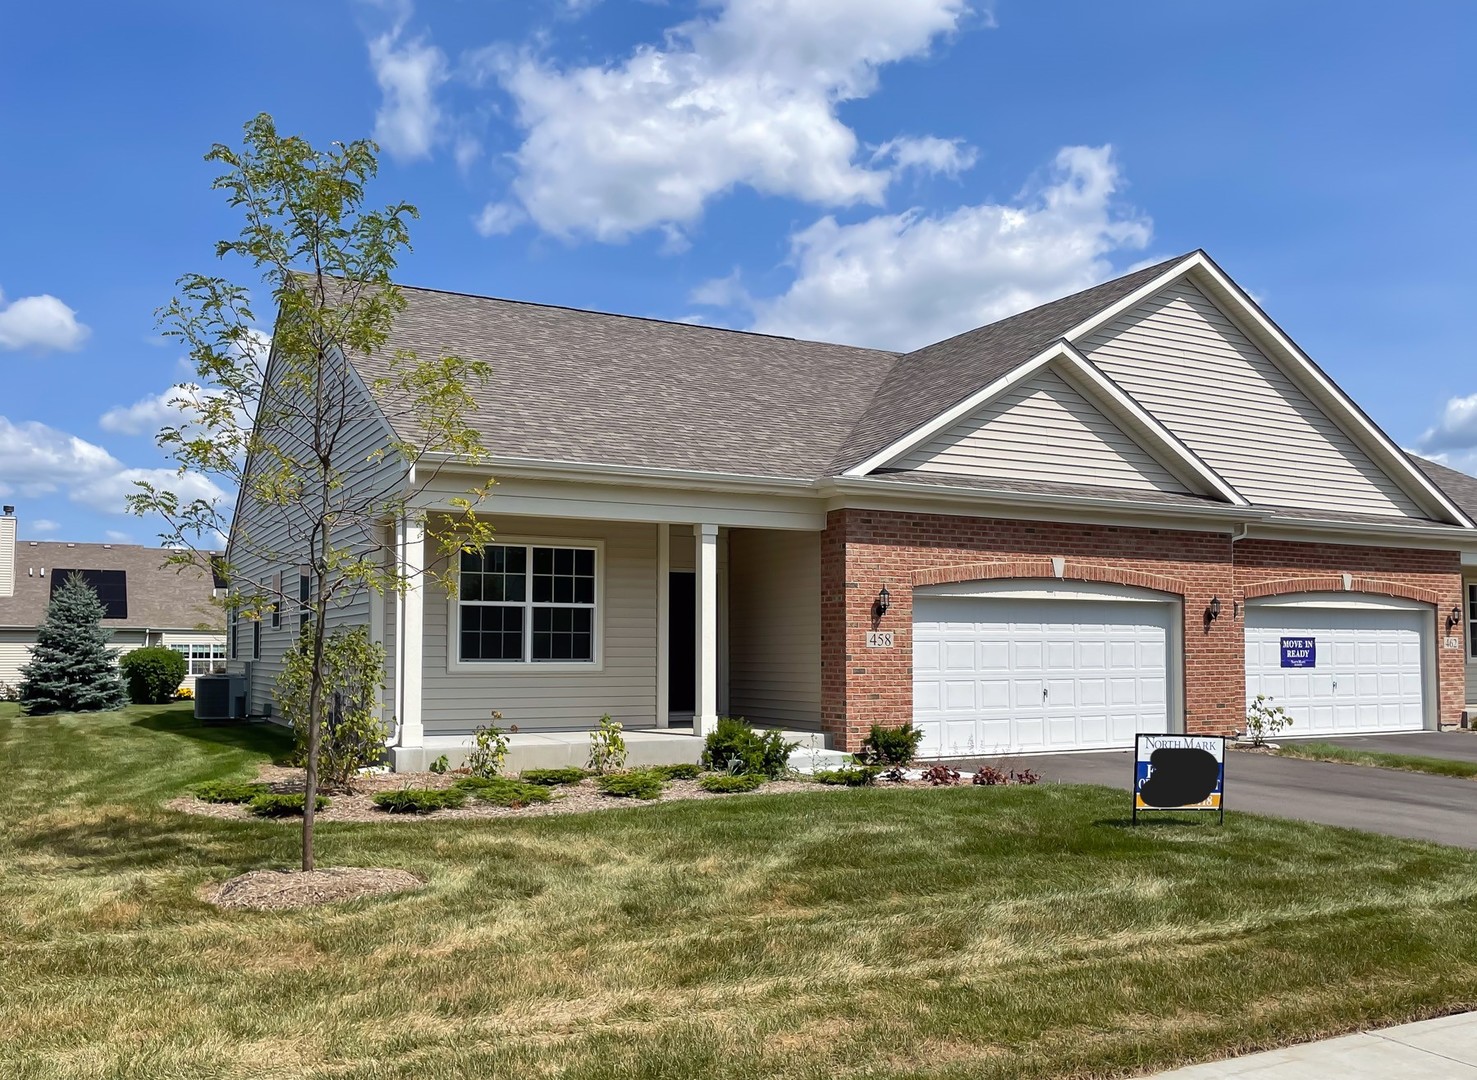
[171, 643, 228, 676]
[455, 541, 601, 666]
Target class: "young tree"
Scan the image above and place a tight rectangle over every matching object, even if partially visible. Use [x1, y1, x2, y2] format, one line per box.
[129, 114, 494, 871]
[19, 574, 128, 715]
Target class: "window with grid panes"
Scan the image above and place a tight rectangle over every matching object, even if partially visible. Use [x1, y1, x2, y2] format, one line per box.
[458, 544, 596, 663]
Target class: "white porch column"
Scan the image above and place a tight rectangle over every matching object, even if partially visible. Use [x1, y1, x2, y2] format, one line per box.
[695, 523, 719, 737]
[397, 515, 425, 750]
[656, 525, 670, 728]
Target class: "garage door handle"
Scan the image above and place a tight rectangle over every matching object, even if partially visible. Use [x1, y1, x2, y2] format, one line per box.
[1042, 688, 1048, 701]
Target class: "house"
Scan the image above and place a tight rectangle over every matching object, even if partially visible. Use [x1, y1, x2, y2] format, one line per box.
[0, 509, 228, 693]
[227, 250, 1477, 768]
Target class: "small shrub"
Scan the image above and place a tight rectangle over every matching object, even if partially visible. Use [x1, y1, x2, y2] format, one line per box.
[0, 681, 19, 702]
[119, 646, 190, 705]
[813, 766, 879, 787]
[921, 763, 961, 786]
[248, 792, 330, 817]
[701, 716, 796, 777]
[452, 776, 552, 807]
[174, 686, 195, 701]
[191, 779, 270, 803]
[649, 762, 702, 781]
[699, 772, 764, 794]
[595, 770, 664, 800]
[588, 714, 628, 773]
[1012, 768, 1041, 785]
[465, 713, 510, 778]
[859, 722, 925, 768]
[372, 787, 467, 814]
[972, 765, 1010, 786]
[276, 626, 389, 790]
[519, 766, 589, 786]
[1245, 694, 1292, 746]
[428, 755, 450, 775]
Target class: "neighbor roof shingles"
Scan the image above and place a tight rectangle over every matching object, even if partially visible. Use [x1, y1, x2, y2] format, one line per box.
[0, 542, 221, 631]
[352, 289, 898, 481]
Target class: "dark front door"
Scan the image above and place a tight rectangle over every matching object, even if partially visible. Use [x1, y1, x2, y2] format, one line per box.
[669, 571, 696, 713]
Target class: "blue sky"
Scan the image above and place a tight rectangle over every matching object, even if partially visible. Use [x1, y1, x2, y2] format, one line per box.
[2, 0, 1475, 542]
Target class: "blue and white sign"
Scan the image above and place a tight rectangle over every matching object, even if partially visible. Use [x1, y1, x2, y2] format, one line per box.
[1133, 734, 1226, 823]
[1280, 637, 1316, 668]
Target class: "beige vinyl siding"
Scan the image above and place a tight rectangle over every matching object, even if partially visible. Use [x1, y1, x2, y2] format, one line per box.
[0, 628, 151, 687]
[895, 368, 1189, 492]
[727, 530, 821, 728]
[422, 517, 658, 734]
[226, 346, 402, 715]
[1081, 281, 1424, 516]
[0, 515, 15, 597]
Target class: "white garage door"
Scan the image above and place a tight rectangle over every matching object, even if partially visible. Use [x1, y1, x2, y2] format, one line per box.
[912, 593, 1172, 757]
[1244, 599, 1428, 736]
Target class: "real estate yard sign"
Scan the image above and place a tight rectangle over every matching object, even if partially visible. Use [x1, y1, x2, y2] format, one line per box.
[1133, 734, 1226, 824]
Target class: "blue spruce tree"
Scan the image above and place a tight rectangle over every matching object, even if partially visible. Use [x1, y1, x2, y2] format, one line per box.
[19, 573, 128, 714]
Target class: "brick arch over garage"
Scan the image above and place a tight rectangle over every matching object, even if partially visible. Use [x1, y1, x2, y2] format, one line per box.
[910, 559, 1190, 598]
[1241, 576, 1441, 607]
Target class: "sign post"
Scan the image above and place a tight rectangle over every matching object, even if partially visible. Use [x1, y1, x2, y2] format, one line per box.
[1133, 734, 1226, 825]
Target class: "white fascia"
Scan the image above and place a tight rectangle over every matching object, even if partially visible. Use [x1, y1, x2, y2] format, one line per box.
[842, 338, 1247, 506]
[1061, 250, 1475, 529]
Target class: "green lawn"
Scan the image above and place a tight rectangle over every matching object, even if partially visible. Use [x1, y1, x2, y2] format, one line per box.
[4, 703, 1477, 1080]
[1276, 740, 1477, 779]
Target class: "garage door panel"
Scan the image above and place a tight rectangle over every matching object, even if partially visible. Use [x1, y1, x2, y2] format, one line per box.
[1244, 601, 1426, 736]
[914, 640, 941, 673]
[913, 594, 1173, 755]
[943, 680, 976, 710]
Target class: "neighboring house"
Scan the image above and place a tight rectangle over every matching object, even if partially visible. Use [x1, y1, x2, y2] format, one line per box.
[0, 511, 227, 693]
[227, 250, 1477, 768]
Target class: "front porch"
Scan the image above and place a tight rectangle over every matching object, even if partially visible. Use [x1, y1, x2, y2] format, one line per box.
[381, 510, 829, 772]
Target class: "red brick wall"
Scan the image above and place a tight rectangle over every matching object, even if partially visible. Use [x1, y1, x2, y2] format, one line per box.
[820, 508, 1464, 750]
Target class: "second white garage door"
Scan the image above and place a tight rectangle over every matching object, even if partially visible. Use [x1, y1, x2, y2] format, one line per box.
[912, 590, 1174, 757]
[1245, 598, 1429, 736]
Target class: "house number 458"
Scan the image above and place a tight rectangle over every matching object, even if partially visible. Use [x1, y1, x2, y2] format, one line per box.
[866, 631, 895, 648]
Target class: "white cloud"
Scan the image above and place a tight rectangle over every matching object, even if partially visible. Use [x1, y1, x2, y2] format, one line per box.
[0, 288, 90, 352]
[1419, 393, 1477, 455]
[0, 416, 225, 516]
[29, 519, 59, 535]
[99, 390, 181, 436]
[694, 145, 1151, 351]
[872, 135, 978, 178]
[368, 25, 448, 161]
[485, 0, 972, 242]
[474, 201, 526, 237]
[105, 530, 132, 543]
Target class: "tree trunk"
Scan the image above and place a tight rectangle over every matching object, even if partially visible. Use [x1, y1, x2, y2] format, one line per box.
[302, 563, 328, 873]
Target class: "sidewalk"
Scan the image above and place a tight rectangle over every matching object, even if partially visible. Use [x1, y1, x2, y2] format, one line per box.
[1147, 1012, 1477, 1077]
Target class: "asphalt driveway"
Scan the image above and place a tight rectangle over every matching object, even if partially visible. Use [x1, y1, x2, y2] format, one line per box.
[946, 731, 1477, 848]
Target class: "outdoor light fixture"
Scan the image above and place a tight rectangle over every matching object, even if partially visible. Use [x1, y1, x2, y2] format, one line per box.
[1206, 596, 1222, 622]
[875, 585, 891, 618]
[1448, 604, 1463, 631]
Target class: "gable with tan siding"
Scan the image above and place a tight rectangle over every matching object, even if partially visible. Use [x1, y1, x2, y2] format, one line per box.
[1079, 281, 1426, 517]
[892, 367, 1192, 494]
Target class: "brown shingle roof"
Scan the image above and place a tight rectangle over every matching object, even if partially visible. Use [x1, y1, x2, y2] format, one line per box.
[1412, 457, 1477, 522]
[353, 288, 898, 480]
[0, 542, 222, 631]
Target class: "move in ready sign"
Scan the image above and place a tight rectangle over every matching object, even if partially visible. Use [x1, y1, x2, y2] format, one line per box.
[1280, 637, 1316, 668]
[1133, 734, 1225, 823]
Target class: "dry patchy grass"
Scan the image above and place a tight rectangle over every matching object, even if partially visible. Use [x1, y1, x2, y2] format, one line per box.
[2, 702, 1477, 1079]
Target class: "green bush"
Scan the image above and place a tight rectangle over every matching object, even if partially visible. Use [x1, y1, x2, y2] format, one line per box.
[248, 792, 330, 816]
[595, 770, 664, 800]
[276, 626, 388, 789]
[428, 755, 450, 775]
[371, 787, 467, 814]
[452, 776, 553, 807]
[649, 762, 702, 781]
[699, 772, 764, 794]
[190, 779, 270, 804]
[813, 766, 880, 787]
[701, 717, 796, 778]
[119, 646, 189, 705]
[465, 713, 510, 778]
[588, 714, 628, 773]
[519, 767, 590, 786]
[858, 722, 925, 768]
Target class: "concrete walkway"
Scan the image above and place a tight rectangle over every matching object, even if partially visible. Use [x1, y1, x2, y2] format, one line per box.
[1145, 1011, 1477, 1077]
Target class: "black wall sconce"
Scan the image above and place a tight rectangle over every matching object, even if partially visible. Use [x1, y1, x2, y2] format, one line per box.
[1205, 596, 1222, 623]
[874, 585, 891, 619]
[1448, 604, 1463, 632]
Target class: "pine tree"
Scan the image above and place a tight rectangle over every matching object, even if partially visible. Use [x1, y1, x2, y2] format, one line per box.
[19, 573, 129, 715]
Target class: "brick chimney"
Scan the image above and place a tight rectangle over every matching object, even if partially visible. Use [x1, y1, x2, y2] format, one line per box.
[0, 505, 14, 598]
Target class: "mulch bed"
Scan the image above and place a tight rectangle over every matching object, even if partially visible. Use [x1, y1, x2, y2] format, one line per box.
[205, 867, 424, 910]
[169, 764, 849, 824]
